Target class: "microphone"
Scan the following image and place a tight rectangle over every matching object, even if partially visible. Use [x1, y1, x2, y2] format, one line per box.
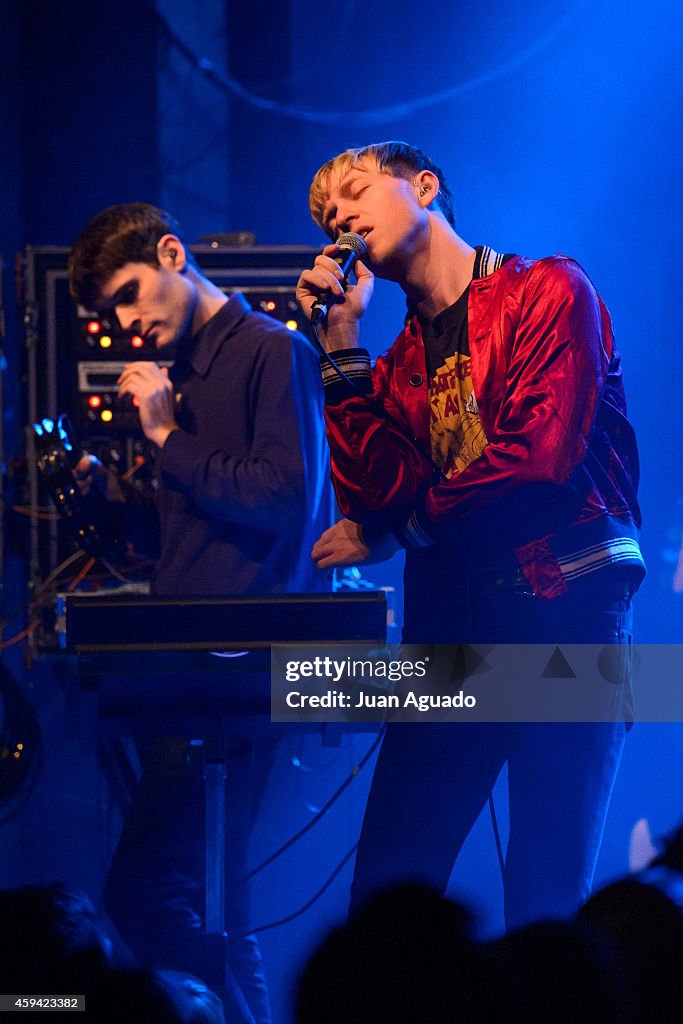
[310, 232, 368, 326]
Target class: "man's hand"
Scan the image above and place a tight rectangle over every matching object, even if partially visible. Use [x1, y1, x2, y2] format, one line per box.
[296, 244, 374, 352]
[118, 362, 178, 448]
[311, 519, 400, 569]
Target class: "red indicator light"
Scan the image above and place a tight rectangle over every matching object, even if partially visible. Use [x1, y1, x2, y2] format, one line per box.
[264, 300, 276, 311]
[88, 395, 102, 409]
[86, 320, 101, 334]
[132, 397, 140, 408]
[131, 335, 144, 348]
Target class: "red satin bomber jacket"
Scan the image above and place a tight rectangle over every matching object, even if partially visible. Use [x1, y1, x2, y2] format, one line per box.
[322, 254, 643, 600]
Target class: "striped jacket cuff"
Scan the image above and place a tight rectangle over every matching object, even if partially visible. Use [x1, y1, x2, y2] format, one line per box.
[395, 508, 435, 549]
[320, 348, 372, 405]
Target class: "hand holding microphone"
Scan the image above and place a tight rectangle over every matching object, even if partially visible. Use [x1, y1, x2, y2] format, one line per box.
[309, 232, 368, 325]
[296, 232, 374, 351]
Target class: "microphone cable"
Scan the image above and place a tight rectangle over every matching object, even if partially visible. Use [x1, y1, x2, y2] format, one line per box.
[229, 841, 359, 944]
[241, 724, 386, 883]
[310, 319, 447, 486]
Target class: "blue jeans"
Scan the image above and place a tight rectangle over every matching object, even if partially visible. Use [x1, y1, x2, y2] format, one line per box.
[350, 574, 635, 929]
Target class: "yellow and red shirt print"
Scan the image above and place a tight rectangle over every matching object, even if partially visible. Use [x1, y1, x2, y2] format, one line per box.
[429, 352, 488, 478]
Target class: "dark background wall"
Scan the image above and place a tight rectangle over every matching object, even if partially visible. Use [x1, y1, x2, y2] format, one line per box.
[0, 2, 681, 1021]
[19, 2, 160, 244]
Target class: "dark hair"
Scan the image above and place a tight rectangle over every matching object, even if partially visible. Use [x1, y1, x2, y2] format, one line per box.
[156, 970, 226, 1023]
[296, 883, 481, 1024]
[0, 883, 113, 994]
[309, 141, 456, 233]
[68, 202, 194, 309]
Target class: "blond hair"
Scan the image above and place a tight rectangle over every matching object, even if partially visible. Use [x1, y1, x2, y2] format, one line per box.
[308, 141, 455, 235]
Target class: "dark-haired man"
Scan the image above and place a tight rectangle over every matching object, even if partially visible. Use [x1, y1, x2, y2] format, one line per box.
[69, 203, 332, 1023]
[70, 203, 330, 595]
[297, 142, 645, 928]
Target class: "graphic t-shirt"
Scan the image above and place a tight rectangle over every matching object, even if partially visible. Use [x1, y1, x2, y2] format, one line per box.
[419, 246, 514, 478]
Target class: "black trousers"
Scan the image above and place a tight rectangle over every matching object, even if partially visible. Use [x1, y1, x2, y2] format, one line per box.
[105, 724, 278, 1024]
[351, 574, 635, 929]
